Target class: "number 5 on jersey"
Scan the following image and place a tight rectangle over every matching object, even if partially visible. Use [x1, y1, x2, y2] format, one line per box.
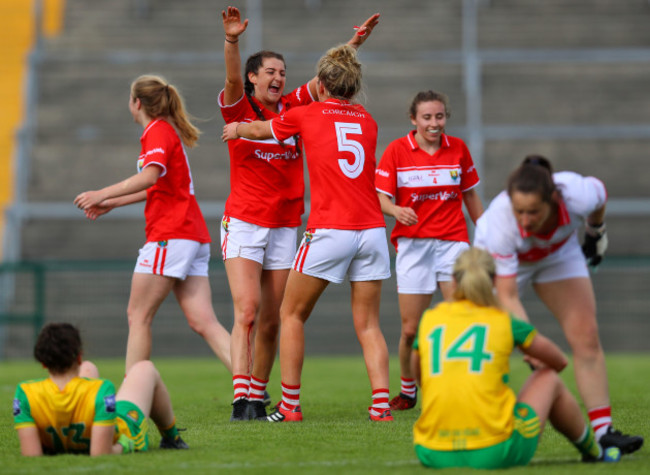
[335, 122, 365, 179]
[428, 324, 493, 375]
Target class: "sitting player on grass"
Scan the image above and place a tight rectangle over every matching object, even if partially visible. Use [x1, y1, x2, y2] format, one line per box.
[13, 323, 188, 456]
[411, 248, 621, 469]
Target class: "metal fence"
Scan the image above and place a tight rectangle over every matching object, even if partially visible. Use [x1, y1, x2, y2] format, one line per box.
[2, 257, 649, 360]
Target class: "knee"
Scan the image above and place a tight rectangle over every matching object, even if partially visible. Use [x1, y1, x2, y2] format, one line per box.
[234, 302, 259, 327]
[129, 360, 158, 378]
[79, 361, 99, 378]
[566, 321, 603, 358]
[126, 307, 153, 328]
[256, 316, 280, 339]
[401, 324, 418, 345]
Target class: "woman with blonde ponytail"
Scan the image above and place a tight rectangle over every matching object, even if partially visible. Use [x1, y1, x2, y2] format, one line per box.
[410, 248, 621, 469]
[74, 75, 232, 376]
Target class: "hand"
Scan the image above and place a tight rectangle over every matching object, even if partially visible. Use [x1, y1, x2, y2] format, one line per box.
[582, 223, 607, 268]
[83, 201, 114, 220]
[222, 6, 248, 40]
[394, 206, 418, 226]
[523, 355, 548, 371]
[348, 13, 380, 49]
[73, 190, 105, 211]
[116, 434, 134, 454]
[222, 122, 240, 142]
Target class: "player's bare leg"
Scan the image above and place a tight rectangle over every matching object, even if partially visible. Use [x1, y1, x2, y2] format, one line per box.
[174, 275, 232, 372]
[125, 273, 175, 373]
[533, 278, 608, 410]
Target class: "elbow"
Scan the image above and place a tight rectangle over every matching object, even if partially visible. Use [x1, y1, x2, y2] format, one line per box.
[556, 354, 569, 372]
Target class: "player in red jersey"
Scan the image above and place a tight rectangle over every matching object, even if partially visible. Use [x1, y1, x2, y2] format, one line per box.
[223, 44, 393, 423]
[375, 90, 483, 411]
[220, 6, 380, 421]
[74, 75, 231, 375]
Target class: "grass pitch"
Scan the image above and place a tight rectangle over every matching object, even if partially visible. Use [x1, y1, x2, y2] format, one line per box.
[1, 354, 648, 474]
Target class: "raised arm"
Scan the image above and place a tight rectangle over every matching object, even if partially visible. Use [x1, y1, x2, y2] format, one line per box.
[221, 6, 249, 106]
[307, 13, 380, 99]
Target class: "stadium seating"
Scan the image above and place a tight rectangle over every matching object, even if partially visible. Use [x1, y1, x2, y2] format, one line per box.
[3, 0, 650, 357]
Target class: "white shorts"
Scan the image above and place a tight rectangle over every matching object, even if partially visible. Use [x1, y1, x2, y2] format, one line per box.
[220, 216, 298, 270]
[516, 239, 589, 293]
[134, 239, 210, 279]
[293, 227, 391, 284]
[395, 237, 469, 294]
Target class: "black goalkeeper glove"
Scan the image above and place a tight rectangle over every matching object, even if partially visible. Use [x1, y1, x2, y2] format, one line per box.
[582, 222, 607, 268]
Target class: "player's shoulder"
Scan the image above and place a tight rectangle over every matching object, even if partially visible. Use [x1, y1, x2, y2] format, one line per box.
[15, 377, 47, 392]
[553, 170, 584, 187]
[442, 134, 466, 147]
[485, 190, 512, 214]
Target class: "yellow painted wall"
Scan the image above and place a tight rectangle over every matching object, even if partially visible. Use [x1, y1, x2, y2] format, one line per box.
[0, 0, 65, 259]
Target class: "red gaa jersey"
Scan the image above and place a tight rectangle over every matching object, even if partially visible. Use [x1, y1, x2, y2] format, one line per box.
[219, 84, 314, 227]
[270, 99, 385, 230]
[375, 131, 479, 248]
[138, 119, 210, 243]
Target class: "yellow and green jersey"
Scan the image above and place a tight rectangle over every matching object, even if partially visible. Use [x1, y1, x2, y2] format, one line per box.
[13, 377, 117, 454]
[413, 300, 536, 451]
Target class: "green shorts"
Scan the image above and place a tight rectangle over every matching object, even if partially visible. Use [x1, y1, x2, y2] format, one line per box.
[115, 400, 149, 452]
[415, 402, 540, 469]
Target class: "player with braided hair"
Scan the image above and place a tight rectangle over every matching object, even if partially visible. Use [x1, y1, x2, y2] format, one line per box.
[223, 43, 392, 423]
[219, 6, 380, 421]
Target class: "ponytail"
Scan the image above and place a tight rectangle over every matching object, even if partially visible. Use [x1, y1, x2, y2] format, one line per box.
[130, 75, 201, 148]
[507, 154, 556, 203]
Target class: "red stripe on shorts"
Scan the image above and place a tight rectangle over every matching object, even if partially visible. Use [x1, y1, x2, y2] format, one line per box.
[221, 233, 228, 259]
[159, 246, 167, 274]
[153, 246, 161, 274]
[295, 241, 310, 273]
[153, 244, 166, 275]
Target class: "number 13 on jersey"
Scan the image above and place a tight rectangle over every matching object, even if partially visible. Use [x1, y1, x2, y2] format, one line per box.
[427, 324, 493, 375]
[335, 122, 365, 179]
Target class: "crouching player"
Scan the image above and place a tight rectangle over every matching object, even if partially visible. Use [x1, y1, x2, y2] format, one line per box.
[14, 323, 188, 456]
[411, 248, 621, 469]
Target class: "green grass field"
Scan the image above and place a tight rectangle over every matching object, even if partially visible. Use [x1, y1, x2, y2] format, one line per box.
[1, 354, 648, 474]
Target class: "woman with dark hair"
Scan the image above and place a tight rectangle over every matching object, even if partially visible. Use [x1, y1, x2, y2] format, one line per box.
[219, 6, 380, 421]
[375, 90, 483, 411]
[14, 323, 187, 456]
[74, 75, 232, 376]
[474, 155, 643, 455]
[223, 44, 392, 423]
[411, 248, 621, 468]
